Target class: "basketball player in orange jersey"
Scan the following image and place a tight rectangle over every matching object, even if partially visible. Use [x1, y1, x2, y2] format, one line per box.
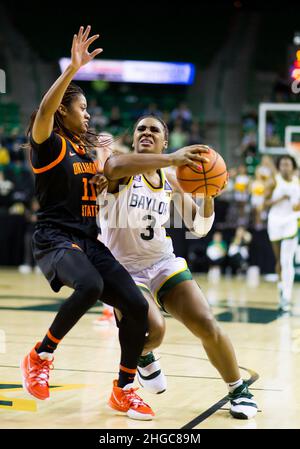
[19, 27, 206, 421]
[95, 115, 258, 419]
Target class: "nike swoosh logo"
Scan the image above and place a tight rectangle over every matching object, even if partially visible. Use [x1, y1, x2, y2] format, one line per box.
[69, 151, 76, 157]
[133, 185, 143, 188]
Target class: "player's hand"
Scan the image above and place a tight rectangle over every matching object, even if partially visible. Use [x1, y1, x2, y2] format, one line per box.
[71, 26, 103, 71]
[89, 174, 108, 195]
[170, 145, 210, 169]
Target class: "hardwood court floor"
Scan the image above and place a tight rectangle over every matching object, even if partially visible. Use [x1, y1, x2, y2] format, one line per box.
[0, 268, 300, 429]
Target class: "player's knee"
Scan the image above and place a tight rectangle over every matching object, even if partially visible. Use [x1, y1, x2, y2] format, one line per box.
[148, 318, 166, 349]
[78, 277, 104, 306]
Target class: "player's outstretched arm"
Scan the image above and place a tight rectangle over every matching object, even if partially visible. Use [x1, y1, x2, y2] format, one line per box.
[104, 145, 209, 180]
[32, 26, 102, 144]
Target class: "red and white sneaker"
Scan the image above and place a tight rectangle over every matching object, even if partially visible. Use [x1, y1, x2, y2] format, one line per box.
[21, 342, 54, 400]
[108, 380, 155, 420]
[93, 307, 115, 326]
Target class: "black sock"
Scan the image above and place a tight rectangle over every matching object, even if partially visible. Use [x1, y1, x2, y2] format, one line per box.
[118, 365, 136, 388]
[37, 330, 60, 354]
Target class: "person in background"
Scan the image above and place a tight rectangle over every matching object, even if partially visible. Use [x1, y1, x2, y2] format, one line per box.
[233, 164, 250, 226]
[250, 167, 267, 230]
[168, 118, 188, 152]
[265, 155, 300, 312]
[188, 121, 204, 145]
[227, 226, 252, 275]
[206, 231, 227, 278]
[18, 197, 41, 274]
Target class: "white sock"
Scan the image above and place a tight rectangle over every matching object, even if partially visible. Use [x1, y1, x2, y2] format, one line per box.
[122, 382, 134, 390]
[38, 352, 54, 361]
[228, 378, 243, 393]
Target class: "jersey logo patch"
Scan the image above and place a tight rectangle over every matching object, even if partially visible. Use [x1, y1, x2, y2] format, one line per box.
[71, 243, 83, 251]
[69, 151, 76, 157]
[133, 175, 142, 182]
[164, 180, 173, 191]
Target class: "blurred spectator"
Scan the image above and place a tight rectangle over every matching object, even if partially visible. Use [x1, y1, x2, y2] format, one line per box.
[188, 121, 204, 145]
[227, 227, 252, 275]
[161, 111, 171, 127]
[206, 232, 227, 268]
[222, 167, 236, 202]
[256, 155, 276, 181]
[5, 160, 34, 208]
[266, 115, 281, 147]
[89, 99, 108, 132]
[250, 167, 267, 229]
[244, 147, 260, 177]
[233, 164, 250, 226]
[18, 198, 40, 274]
[143, 103, 162, 118]
[0, 169, 14, 212]
[170, 102, 192, 129]
[108, 106, 123, 130]
[240, 110, 258, 160]
[0, 144, 10, 166]
[168, 118, 188, 151]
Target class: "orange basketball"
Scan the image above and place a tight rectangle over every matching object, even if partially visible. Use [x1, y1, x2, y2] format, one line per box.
[176, 148, 228, 196]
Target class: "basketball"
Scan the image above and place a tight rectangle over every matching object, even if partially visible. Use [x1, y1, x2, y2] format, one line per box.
[176, 148, 228, 196]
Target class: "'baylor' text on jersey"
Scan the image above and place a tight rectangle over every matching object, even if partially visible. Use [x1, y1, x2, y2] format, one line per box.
[99, 170, 174, 272]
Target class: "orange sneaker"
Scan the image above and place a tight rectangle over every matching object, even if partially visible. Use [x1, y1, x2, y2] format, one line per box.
[93, 308, 115, 326]
[21, 342, 54, 400]
[108, 380, 155, 420]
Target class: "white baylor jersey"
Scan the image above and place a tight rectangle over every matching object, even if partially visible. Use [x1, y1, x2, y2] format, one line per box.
[99, 169, 174, 272]
[268, 174, 300, 241]
[269, 174, 300, 219]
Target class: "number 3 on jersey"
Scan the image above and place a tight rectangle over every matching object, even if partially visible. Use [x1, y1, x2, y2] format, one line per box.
[82, 177, 97, 201]
[141, 214, 156, 241]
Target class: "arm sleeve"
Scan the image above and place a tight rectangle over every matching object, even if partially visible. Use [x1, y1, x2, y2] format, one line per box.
[190, 212, 215, 238]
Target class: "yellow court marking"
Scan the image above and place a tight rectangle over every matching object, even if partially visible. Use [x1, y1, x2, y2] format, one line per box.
[0, 395, 37, 412]
[0, 382, 89, 412]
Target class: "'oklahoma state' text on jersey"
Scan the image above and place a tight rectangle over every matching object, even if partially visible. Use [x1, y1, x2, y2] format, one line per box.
[30, 132, 100, 238]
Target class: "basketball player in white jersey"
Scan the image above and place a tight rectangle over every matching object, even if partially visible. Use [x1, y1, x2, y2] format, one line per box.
[265, 155, 300, 312]
[94, 115, 258, 419]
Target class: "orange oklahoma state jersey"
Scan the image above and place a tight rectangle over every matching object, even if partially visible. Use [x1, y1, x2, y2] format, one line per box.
[30, 131, 100, 238]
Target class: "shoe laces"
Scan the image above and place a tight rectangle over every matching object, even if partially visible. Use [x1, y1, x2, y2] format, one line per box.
[30, 358, 54, 386]
[123, 387, 150, 410]
[229, 384, 253, 400]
